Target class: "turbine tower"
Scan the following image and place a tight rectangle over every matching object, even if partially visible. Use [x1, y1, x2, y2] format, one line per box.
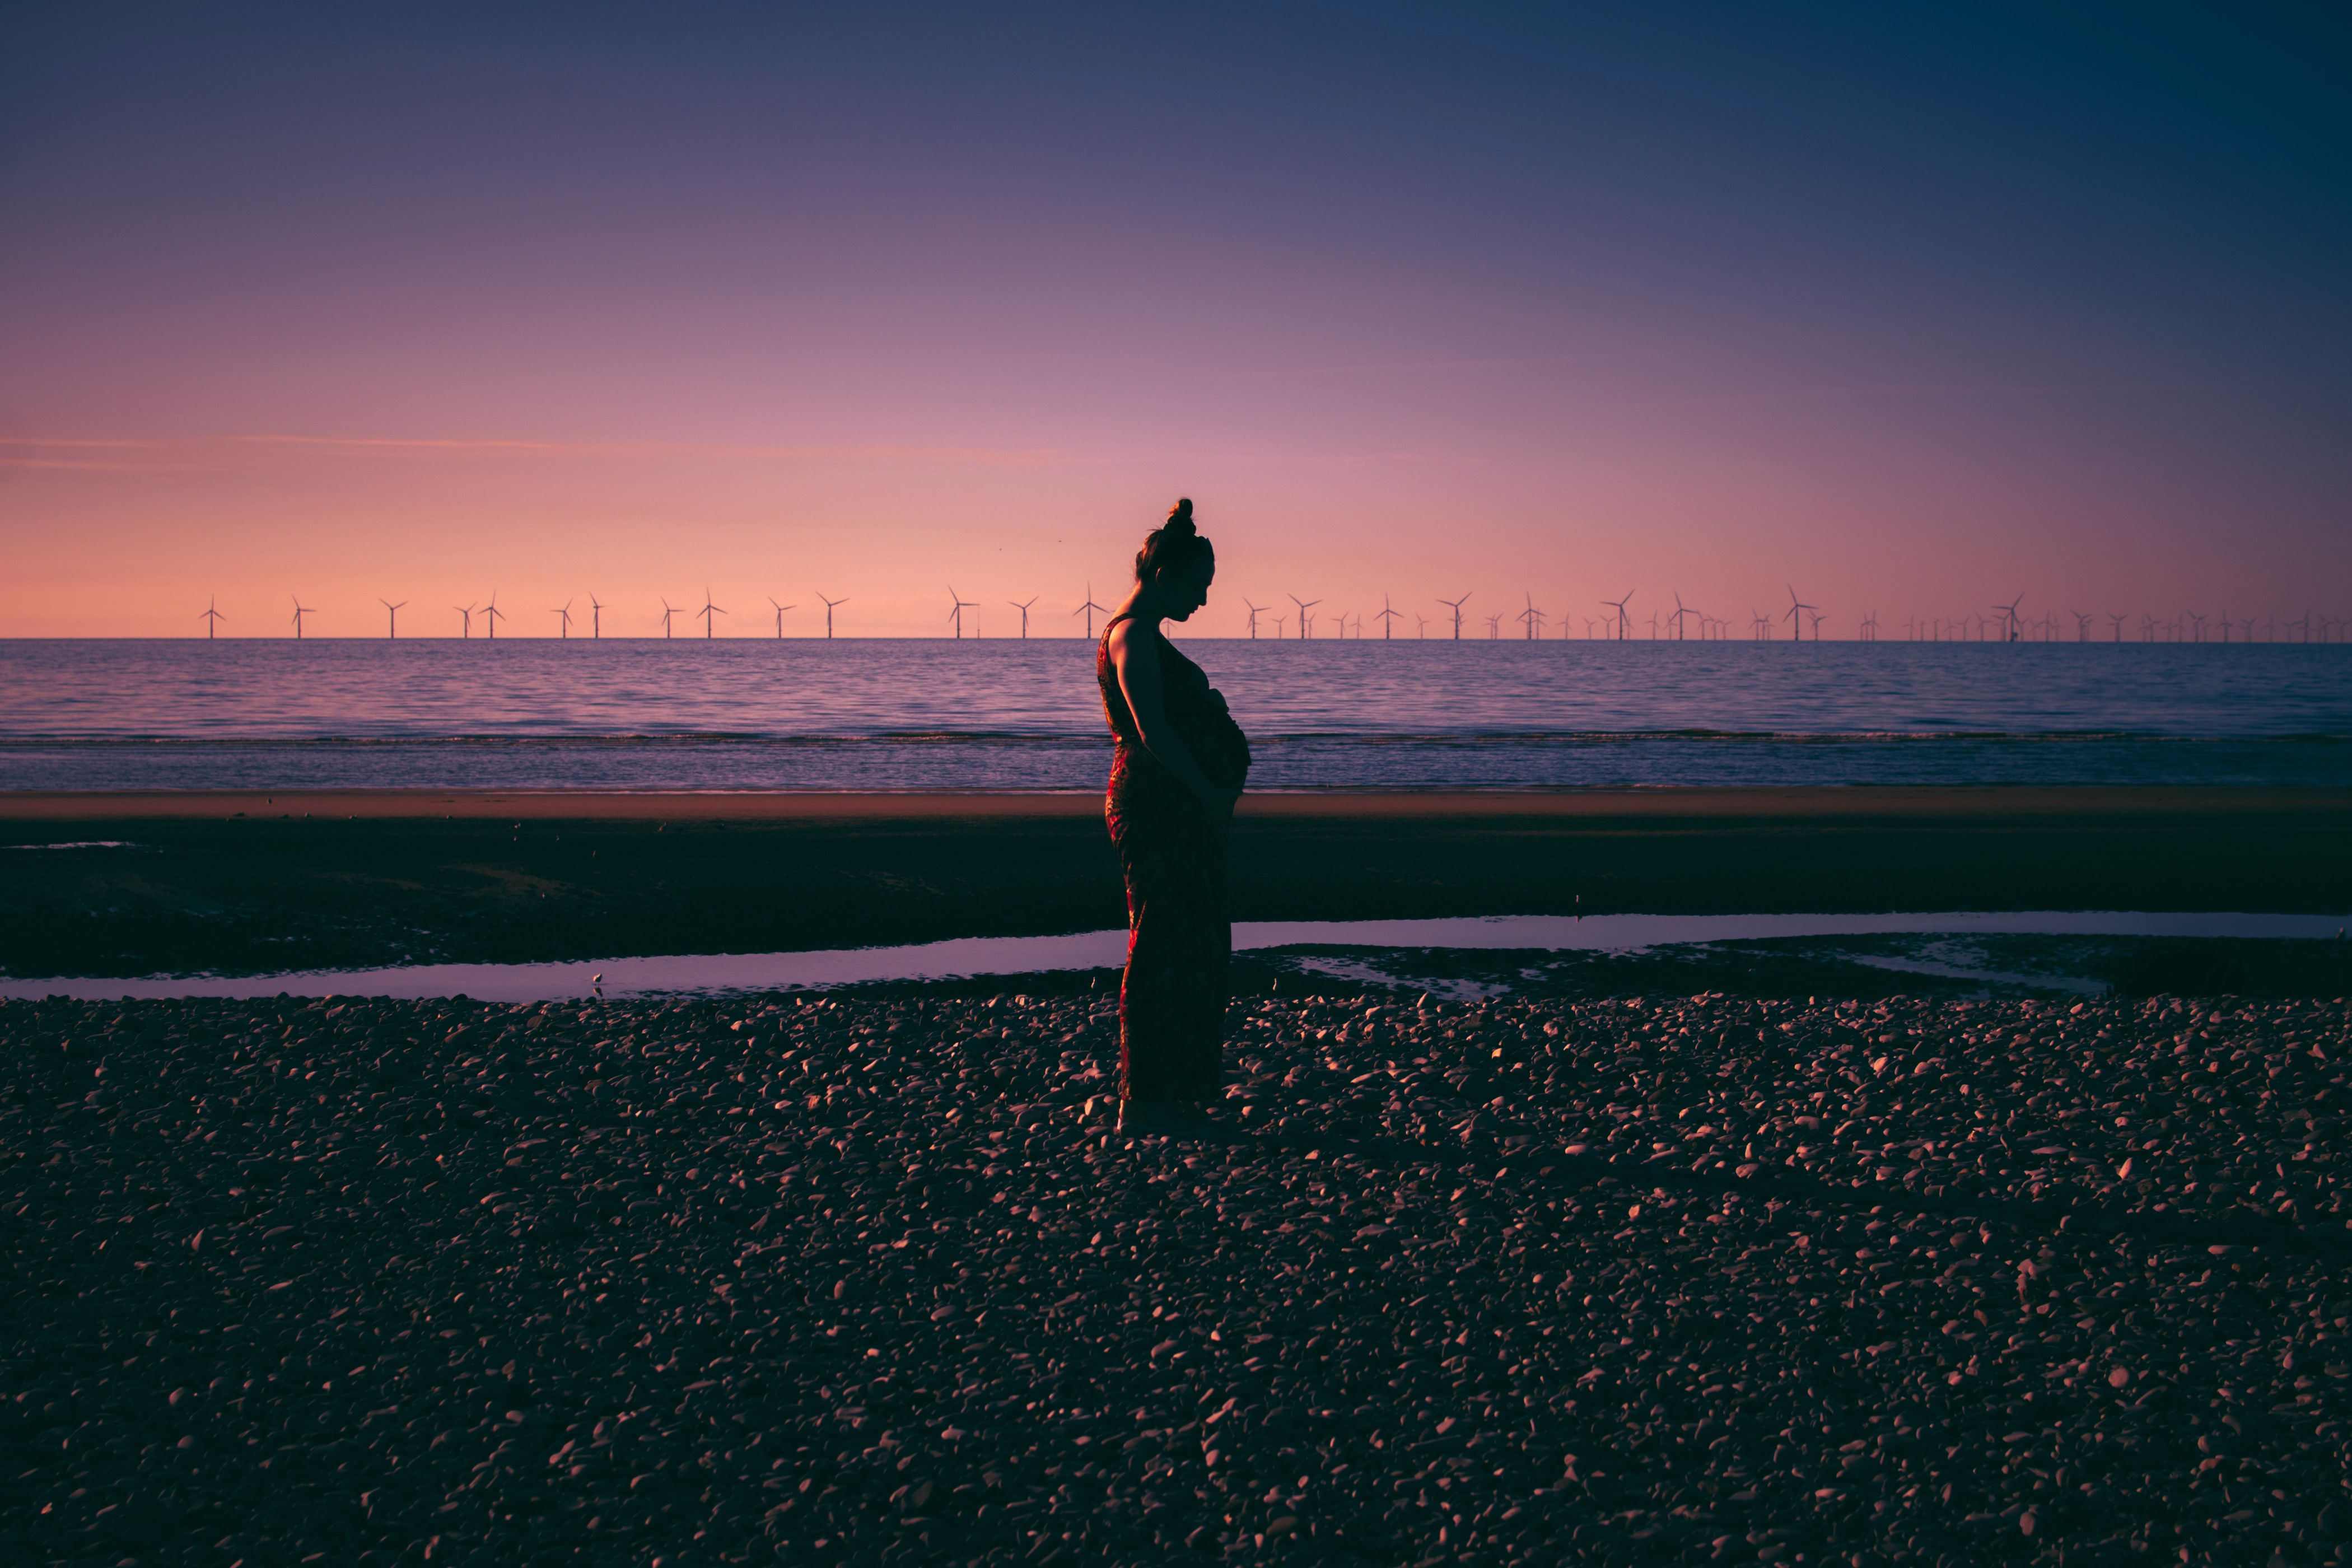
[1601, 591, 1634, 640]
[589, 595, 604, 638]
[817, 592, 846, 638]
[768, 596, 795, 637]
[1073, 583, 1109, 638]
[1243, 600, 1268, 639]
[1438, 592, 1471, 640]
[1375, 594, 1402, 640]
[1994, 594, 2025, 642]
[1784, 586, 1815, 642]
[698, 589, 726, 638]
[290, 595, 316, 640]
[1008, 596, 1038, 638]
[1668, 591, 1696, 641]
[199, 596, 226, 639]
[380, 598, 407, 638]
[454, 603, 476, 638]
[946, 587, 976, 638]
[1518, 592, 1544, 640]
[659, 599, 678, 638]
[483, 592, 506, 640]
[552, 599, 573, 638]
[1288, 593, 1320, 640]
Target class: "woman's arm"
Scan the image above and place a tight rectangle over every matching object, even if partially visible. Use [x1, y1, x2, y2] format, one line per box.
[1108, 621, 1238, 813]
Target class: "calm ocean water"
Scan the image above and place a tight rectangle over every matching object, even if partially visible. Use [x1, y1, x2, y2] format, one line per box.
[1, 639, 2345, 791]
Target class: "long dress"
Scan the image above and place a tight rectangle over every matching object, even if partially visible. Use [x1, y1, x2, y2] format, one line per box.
[1097, 613, 1252, 1103]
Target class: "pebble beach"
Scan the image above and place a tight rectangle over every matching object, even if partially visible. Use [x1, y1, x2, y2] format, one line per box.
[8, 987, 2349, 1566]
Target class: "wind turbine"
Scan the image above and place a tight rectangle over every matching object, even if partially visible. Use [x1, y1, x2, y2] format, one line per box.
[1484, 613, 1503, 638]
[946, 586, 976, 638]
[1008, 596, 1038, 638]
[698, 589, 726, 638]
[290, 595, 316, 640]
[1073, 583, 1109, 638]
[552, 599, 573, 638]
[1518, 592, 1544, 640]
[1414, 613, 1429, 638]
[1992, 594, 2024, 642]
[817, 592, 846, 638]
[1783, 586, 1814, 642]
[454, 603, 476, 638]
[1375, 594, 1402, 640]
[483, 592, 506, 640]
[1601, 591, 1634, 640]
[1668, 591, 1696, 641]
[1243, 600, 1268, 639]
[1288, 593, 1319, 640]
[768, 596, 795, 637]
[659, 599, 678, 638]
[589, 595, 604, 638]
[1438, 592, 1471, 640]
[199, 596, 226, 638]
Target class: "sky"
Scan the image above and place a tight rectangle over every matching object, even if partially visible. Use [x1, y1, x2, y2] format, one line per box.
[4, 2, 2350, 638]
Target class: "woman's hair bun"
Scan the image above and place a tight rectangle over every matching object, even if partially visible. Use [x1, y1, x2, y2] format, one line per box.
[1135, 495, 1211, 582]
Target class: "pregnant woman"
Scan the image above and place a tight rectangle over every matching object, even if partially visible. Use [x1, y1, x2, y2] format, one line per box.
[1098, 498, 1251, 1134]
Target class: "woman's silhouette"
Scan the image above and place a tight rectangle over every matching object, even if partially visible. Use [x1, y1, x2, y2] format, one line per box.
[1098, 499, 1250, 1133]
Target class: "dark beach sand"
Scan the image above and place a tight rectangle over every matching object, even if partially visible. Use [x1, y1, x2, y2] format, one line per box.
[2, 788, 2348, 979]
[8, 987, 2348, 1565]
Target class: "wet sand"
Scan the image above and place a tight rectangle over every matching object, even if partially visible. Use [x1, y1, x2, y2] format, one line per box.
[4, 783, 2347, 823]
[3, 787, 2348, 979]
[9, 987, 2347, 1564]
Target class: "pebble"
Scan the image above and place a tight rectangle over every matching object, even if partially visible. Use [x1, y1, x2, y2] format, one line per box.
[3, 988, 2348, 1565]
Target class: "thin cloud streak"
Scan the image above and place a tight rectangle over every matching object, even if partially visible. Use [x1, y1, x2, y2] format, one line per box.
[1, 433, 1463, 473]
[232, 435, 1071, 465]
[1222, 352, 1611, 382]
[0, 458, 216, 473]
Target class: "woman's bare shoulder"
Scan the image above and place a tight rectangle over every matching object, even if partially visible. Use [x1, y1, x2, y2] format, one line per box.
[1105, 618, 1155, 660]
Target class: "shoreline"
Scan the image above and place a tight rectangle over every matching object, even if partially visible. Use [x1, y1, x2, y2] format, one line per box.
[6, 783, 2349, 822]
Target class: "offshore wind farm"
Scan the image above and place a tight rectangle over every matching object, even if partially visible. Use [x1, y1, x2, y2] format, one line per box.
[203, 589, 2320, 640]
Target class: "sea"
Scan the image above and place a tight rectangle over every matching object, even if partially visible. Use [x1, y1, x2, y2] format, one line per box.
[1, 638, 2345, 792]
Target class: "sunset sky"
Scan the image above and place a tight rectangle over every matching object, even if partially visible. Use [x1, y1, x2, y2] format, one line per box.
[4, 4, 2349, 637]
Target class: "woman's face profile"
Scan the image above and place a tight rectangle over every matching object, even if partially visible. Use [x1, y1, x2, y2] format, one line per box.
[1157, 559, 1215, 621]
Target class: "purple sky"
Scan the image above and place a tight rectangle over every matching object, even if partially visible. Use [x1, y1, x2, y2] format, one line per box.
[4, 3, 2349, 636]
